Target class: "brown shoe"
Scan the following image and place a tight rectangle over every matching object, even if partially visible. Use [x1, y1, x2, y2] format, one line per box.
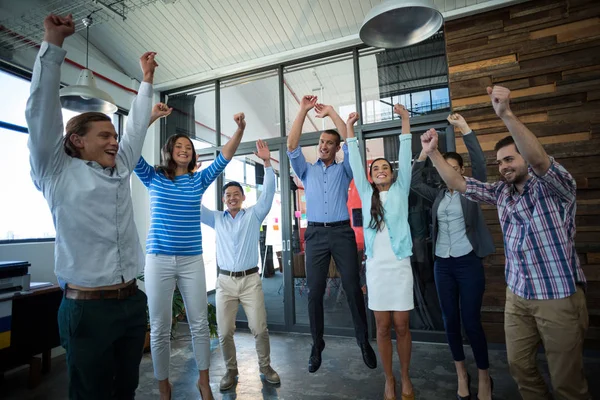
[259, 365, 281, 384]
[219, 368, 238, 391]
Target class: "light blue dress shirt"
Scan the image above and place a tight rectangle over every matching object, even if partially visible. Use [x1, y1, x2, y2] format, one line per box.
[26, 42, 153, 288]
[435, 191, 473, 258]
[201, 167, 275, 272]
[347, 135, 413, 260]
[287, 144, 353, 223]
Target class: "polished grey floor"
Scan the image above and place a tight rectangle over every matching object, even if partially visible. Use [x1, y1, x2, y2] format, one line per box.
[3, 325, 600, 399]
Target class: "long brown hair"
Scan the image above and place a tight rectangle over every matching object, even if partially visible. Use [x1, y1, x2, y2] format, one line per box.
[63, 112, 112, 157]
[368, 157, 393, 232]
[157, 134, 197, 181]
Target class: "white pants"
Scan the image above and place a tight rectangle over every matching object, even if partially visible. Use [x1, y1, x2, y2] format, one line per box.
[216, 272, 270, 370]
[145, 254, 210, 380]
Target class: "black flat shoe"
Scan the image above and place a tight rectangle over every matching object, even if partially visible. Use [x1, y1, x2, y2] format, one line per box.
[457, 373, 471, 400]
[308, 339, 325, 373]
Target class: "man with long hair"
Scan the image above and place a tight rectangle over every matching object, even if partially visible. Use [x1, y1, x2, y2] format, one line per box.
[27, 13, 157, 399]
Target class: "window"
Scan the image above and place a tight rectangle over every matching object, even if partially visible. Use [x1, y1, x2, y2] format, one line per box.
[0, 69, 121, 242]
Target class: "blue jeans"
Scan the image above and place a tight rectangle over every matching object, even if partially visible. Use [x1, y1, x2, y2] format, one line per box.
[434, 251, 489, 370]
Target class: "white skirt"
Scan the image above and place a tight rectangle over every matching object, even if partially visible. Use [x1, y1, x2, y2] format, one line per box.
[366, 224, 414, 312]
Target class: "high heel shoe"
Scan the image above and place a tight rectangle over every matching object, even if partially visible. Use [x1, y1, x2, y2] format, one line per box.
[384, 377, 396, 400]
[476, 376, 493, 400]
[457, 373, 471, 400]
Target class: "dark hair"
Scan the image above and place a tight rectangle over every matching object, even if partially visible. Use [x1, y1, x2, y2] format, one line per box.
[157, 134, 197, 181]
[222, 181, 244, 196]
[368, 158, 393, 232]
[63, 112, 112, 157]
[443, 152, 464, 168]
[494, 135, 519, 153]
[321, 129, 341, 145]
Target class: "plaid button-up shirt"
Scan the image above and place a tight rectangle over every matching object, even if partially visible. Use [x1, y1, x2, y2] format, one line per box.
[464, 158, 586, 300]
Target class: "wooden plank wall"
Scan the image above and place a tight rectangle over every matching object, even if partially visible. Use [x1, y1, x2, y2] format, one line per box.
[444, 0, 600, 348]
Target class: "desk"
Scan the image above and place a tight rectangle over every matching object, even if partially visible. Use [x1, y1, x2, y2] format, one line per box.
[0, 285, 62, 388]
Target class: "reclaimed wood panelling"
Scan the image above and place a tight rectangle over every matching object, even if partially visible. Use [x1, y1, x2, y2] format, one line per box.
[445, 0, 600, 349]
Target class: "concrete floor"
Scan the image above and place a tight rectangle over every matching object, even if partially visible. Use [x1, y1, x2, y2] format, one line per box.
[3, 324, 600, 399]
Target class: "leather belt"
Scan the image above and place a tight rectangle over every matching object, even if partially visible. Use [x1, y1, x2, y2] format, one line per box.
[65, 280, 137, 300]
[218, 266, 259, 278]
[308, 220, 350, 227]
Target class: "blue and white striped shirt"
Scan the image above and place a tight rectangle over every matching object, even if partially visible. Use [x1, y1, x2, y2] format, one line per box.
[134, 154, 229, 255]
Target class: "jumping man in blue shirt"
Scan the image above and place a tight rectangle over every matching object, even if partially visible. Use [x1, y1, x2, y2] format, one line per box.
[286, 95, 376, 374]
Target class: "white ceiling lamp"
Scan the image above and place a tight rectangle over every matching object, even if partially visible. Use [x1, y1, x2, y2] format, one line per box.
[60, 16, 118, 114]
[359, 0, 443, 49]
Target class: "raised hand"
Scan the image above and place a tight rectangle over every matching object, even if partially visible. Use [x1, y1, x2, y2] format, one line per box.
[233, 112, 246, 131]
[393, 104, 410, 119]
[43, 14, 75, 47]
[300, 95, 318, 112]
[447, 113, 470, 134]
[151, 103, 173, 120]
[314, 103, 334, 119]
[487, 85, 512, 119]
[346, 112, 359, 126]
[140, 52, 158, 83]
[254, 139, 270, 162]
[420, 128, 439, 155]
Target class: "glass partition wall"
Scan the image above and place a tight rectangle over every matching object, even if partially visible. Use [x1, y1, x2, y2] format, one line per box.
[162, 30, 452, 340]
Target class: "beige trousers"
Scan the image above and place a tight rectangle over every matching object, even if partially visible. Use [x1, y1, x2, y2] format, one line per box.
[505, 286, 590, 400]
[216, 272, 271, 370]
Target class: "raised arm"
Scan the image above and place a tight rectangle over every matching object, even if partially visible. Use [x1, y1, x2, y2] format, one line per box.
[26, 14, 75, 182]
[488, 85, 551, 176]
[393, 104, 412, 194]
[221, 112, 246, 160]
[117, 52, 157, 173]
[133, 156, 155, 187]
[448, 113, 487, 182]
[411, 153, 440, 203]
[148, 102, 173, 127]
[315, 103, 348, 139]
[345, 113, 371, 199]
[201, 205, 216, 229]
[422, 129, 467, 193]
[287, 95, 317, 151]
[253, 140, 276, 221]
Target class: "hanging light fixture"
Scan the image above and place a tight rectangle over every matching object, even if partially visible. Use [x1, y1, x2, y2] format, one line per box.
[359, 0, 443, 49]
[60, 16, 118, 114]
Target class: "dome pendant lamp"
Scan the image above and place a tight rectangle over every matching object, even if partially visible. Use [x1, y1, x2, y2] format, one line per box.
[359, 0, 444, 49]
[59, 16, 118, 114]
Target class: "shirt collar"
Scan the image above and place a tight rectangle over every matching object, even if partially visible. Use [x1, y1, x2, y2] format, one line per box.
[509, 173, 535, 196]
[86, 160, 115, 176]
[316, 158, 337, 167]
[224, 208, 247, 218]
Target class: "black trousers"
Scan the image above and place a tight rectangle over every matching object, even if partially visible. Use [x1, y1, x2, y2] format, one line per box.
[304, 224, 368, 345]
[58, 289, 147, 400]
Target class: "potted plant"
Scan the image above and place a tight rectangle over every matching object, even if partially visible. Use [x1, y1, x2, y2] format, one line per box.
[139, 275, 218, 352]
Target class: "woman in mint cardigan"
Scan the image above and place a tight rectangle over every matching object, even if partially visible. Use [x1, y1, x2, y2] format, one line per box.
[346, 105, 414, 400]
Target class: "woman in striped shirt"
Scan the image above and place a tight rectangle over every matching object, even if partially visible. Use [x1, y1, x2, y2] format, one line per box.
[134, 109, 246, 400]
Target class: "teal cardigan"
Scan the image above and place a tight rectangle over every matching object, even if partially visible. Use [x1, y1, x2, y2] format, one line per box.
[347, 135, 413, 260]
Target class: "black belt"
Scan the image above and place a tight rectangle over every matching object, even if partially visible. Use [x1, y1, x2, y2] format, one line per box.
[218, 266, 259, 277]
[308, 220, 350, 227]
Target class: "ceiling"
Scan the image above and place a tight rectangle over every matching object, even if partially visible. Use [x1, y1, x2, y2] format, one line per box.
[0, 0, 526, 90]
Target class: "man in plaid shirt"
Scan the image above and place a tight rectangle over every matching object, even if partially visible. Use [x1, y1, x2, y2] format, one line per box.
[419, 85, 589, 400]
